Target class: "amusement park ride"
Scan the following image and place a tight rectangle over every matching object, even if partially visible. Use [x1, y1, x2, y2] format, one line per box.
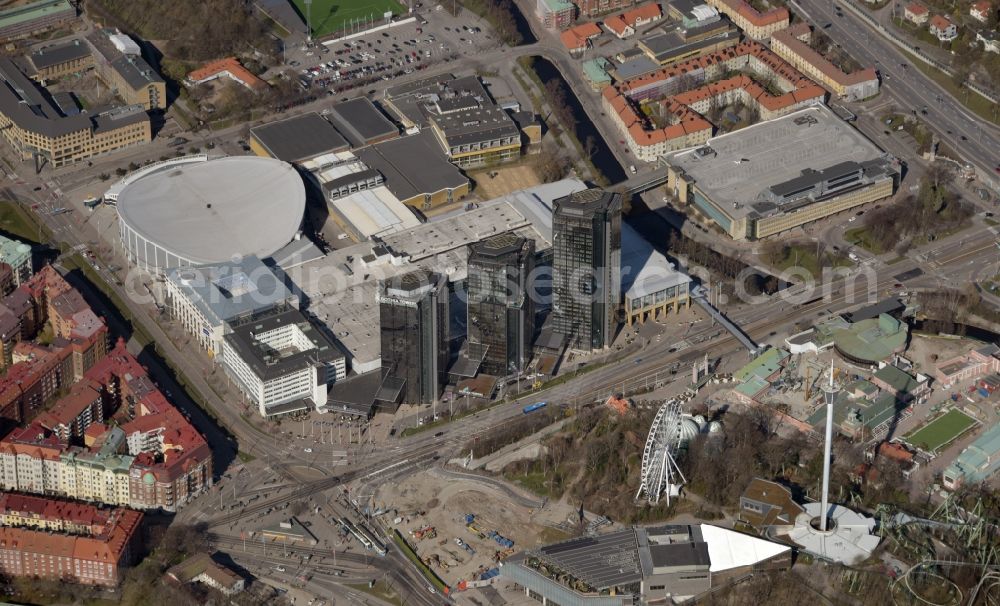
[633, 363, 999, 605]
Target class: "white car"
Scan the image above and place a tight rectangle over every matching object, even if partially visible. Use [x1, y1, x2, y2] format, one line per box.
[304, 448, 313, 453]
[275, 566, 286, 572]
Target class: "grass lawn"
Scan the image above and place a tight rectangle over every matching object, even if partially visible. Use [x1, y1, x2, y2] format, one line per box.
[905, 408, 977, 452]
[506, 469, 552, 497]
[0, 200, 46, 244]
[769, 243, 853, 279]
[291, 0, 405, 38]
[844, 226, 883, 253]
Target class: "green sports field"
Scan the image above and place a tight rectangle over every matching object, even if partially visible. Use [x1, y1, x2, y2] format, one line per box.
[904, 409, 977, 452]
[291, 0, 406, 38]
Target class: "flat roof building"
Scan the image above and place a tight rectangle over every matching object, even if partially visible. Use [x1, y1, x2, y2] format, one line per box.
[664, 105, 898, 240]
[638, 25, 740, 65]
[502, 524, 790, 604]
[284, 181, 564, 376]
[326, 98, 399, 148]
[536, 0, 576, 29]
[222, 309, 346, 417]
[328, 186, 421, 241]
[383, 74, 526, 169]
[355, 131, 470, 210]
[165, 256, 298, 355]
[249, 112, 349, 163]
[0, 235, 32, 288]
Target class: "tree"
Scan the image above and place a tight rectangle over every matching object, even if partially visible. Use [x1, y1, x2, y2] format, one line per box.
[536, 148, 567, 183]
[761, 240, 787, 266]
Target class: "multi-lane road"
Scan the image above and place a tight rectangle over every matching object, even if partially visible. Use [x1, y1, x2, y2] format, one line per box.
[793, 0, 1000, 180]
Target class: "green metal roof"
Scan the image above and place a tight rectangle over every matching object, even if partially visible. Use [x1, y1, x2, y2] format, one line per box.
[873, 364, 920, 395]
[0, 0, 72, 30]
[582, 58, 612, 84]
[807, 391, 899, 432]
[0, 234, 30, 268]
[734, 347, 788, 383]
[944, 422, 1000, 483]
[734, 375, 770, 399]
[539, 0, 574, 12]
[833, 314, 908, 364]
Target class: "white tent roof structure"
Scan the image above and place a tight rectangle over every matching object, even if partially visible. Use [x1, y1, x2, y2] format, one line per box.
[700, 524, 791, 572]
[788, 503, 880, 565]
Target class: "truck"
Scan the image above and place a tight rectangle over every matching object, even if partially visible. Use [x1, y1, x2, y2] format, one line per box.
[83, 196, 102, 209]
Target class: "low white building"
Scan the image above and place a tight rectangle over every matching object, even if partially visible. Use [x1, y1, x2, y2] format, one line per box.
[929, 15, 958, 41]
[977, 30, 1000, 53]
[221, 309, 346, 417]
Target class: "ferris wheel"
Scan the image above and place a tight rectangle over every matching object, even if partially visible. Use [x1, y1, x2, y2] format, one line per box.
[636, 399, 687, 506]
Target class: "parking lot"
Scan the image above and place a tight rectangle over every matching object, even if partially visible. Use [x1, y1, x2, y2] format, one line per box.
[282, 8, 498, 100]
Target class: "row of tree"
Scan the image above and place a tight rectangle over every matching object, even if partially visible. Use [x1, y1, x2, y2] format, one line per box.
[861, 167, 971, 254]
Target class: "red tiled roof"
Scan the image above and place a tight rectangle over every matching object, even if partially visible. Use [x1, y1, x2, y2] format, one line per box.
[877, 442, 915, 464]
[560, 21, 602, 49]
[608, 40, 824, 149]
[35, 379, 102, 430]
[906, 2, 928, 15]
[772, 24, 879, 88]
[604, 14, 631, 35]
[0, 495, 141, 567]
[929, 14, 953, 30]
[188, 57, 267, 90]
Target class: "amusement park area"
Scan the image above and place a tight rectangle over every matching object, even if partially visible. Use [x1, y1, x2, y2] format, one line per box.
[372, 297, 1000, 606]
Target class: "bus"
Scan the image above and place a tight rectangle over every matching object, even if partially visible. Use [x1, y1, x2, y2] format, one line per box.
[523, 401, 547, 414]
[83, 196, 102, 210]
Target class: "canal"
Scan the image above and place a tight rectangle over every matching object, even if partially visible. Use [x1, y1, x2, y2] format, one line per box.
[522, 56, 627, 184]
[521, 52, 782, 294]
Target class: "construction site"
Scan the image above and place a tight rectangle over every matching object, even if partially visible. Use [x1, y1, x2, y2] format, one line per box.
[373, 469, 589, 591]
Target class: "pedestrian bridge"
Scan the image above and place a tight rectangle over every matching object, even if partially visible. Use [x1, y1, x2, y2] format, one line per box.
[690, 285, 760, 355]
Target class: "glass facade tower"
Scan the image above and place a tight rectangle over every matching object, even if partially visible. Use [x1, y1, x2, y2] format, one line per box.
[377, 270, 449, 405]
[552, 188, 622, 351]
[467, 233, 536, 377]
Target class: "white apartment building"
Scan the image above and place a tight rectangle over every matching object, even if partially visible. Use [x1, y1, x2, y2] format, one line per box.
[221, 309, 346, 417]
